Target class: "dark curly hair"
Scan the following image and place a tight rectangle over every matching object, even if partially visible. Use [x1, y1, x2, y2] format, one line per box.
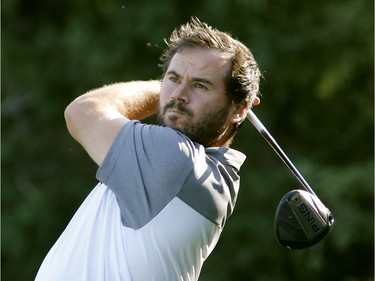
[159, 17, 261, 110]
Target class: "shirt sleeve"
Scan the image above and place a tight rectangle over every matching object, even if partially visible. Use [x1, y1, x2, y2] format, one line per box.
[96, 121, 196, 229]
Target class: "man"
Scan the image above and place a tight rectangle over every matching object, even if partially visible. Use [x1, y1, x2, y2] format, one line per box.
[35, 17, 261, 281]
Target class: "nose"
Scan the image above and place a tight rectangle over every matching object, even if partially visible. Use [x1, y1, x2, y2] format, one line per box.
[171, 83, 189, 103]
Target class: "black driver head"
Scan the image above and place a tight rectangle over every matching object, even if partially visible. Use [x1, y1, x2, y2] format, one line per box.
[274, 189, 334, 250]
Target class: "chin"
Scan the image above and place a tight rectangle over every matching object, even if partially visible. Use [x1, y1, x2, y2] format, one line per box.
[166, 122, 183, 132]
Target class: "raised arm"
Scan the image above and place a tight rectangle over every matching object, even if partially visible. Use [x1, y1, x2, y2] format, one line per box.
[64, 80, 160, 166]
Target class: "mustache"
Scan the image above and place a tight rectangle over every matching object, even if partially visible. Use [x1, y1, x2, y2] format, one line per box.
[162, 100, 193, 117]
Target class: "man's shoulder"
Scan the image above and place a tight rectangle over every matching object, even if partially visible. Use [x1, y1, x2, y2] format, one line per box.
[128, 121, 204, 161]
[205, 147, 246, 170]
[176, 147, 245, 228]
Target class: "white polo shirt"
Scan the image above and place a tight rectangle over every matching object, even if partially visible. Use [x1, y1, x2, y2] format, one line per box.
[35, 121, 246, 281]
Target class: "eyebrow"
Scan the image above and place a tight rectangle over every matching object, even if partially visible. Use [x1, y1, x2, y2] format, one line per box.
[166, 70, 214, 86]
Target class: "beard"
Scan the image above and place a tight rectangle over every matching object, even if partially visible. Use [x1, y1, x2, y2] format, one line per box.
[156, 100, 231, 147]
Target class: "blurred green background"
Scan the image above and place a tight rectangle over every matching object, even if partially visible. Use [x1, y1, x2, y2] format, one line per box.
[2, 0, 373, 280]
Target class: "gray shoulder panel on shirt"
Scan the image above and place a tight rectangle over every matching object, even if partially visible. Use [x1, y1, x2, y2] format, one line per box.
[177, 148, 243, 228]
[97, 121, 245, 230]
[97, 121, 195, 229]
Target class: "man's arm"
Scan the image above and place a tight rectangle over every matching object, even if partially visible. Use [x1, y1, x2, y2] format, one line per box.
[64, 80, 160, 166]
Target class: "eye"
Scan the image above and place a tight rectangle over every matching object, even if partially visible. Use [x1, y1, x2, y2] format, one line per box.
[194, 83, 208, 90]
[168, 75, 180, 83]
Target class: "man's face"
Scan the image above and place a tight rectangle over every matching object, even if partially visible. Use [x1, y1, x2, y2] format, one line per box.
[158, 47, 237, 147]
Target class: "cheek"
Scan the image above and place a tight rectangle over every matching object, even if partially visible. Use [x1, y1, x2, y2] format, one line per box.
[190, 100, 211, 119]
[196, 96, 226, 112]
[159, 83, 172, 104]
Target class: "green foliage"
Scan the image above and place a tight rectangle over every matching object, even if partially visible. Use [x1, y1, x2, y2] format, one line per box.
[2, 0, 373, 280]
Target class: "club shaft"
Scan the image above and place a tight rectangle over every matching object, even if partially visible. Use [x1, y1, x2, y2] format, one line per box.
[247, 110, 317, 196]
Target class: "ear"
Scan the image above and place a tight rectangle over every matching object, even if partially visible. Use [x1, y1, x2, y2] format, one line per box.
[230, 97, 261, 124]
[252, 97, 260, 107]
[230, 102, 248, 124]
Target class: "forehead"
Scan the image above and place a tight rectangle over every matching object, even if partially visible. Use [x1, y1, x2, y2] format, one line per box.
[167, 47, 231, 82]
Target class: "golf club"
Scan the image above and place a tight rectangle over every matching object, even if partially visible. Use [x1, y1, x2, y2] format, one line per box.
[247, 109, 334, 250]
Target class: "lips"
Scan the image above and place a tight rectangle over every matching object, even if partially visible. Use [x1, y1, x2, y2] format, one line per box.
[167, 108, 185, 115]
[163, 101, 193, 117]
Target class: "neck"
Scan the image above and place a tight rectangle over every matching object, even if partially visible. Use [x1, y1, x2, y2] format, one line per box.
[205, 124, 235, 148]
